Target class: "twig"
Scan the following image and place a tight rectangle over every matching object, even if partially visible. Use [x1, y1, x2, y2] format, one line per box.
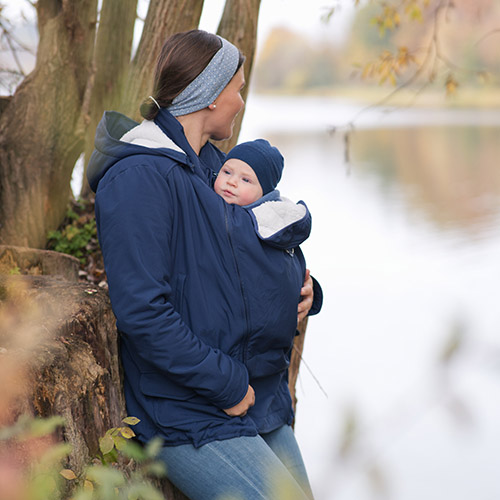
[292, 344, 329, 399]
[474, 28, 500, 47]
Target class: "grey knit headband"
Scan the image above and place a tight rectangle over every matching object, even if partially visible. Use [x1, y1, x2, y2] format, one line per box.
[167, 36, 240, 117]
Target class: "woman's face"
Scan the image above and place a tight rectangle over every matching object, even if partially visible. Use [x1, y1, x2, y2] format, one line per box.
[208, 66, 245, 141]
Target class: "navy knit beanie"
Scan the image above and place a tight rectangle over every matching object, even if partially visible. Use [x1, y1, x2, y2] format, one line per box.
[225, 139, 284, 195]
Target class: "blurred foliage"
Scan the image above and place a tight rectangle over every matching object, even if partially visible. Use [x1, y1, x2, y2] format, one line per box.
[254, 27, 341, 93]
[253, 0, 500, 99]
[63, 417, 166, 500]
[0, 412, 165, 500]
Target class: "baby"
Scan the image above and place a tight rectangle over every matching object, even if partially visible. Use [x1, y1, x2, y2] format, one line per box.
[214, 139, 284, 206]
[214, 138, 310, 250]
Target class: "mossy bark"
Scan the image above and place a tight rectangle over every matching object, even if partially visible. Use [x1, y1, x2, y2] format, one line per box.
[0, 0, 98, 248]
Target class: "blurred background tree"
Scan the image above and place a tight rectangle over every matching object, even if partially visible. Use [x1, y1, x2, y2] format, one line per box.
[253, 0, 500, 100]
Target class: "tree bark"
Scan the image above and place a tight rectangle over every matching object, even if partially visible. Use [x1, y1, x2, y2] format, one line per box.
[1, 271, 190, 499]
[215, 0, 262, 153]
[0, 245, 79, 281]
[289, 317, 309, 425]
[80, 0, 138, 199]
[0, 0, 98, 248]
[0, 275, 123, 477]
[118, 0, 205, 121]
[0, 0, 97, 248]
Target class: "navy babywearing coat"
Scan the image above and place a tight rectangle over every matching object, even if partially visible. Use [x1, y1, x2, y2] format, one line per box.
[88, 108, 322, 447]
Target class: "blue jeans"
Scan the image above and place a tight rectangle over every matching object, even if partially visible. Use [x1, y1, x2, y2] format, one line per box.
[158, 425, 314, 500]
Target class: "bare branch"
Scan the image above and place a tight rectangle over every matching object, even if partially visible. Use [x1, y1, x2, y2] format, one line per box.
[2, 26, 26, 75]
[474, 28, 500, 47]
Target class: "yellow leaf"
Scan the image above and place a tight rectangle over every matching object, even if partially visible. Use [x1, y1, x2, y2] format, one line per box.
[446, 80, 458, 95]
[60, 469, 77, 480]
[122, 416, 140, 426]
[361, 64, 372, 79]
[120, 427, 136, 439]
[84, 480, 94, 491]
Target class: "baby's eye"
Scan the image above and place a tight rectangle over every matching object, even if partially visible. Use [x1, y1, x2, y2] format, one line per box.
[242, 178, 251, 183]
[223, 169, 231, 175]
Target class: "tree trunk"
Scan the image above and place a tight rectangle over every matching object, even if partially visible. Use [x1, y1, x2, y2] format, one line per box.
[289, 317, 309, 425]
[0, 271, 190, 499]
[0, 0, 98, 248]
[118, 0, 205, 121]
[215, 0, 262, 153]
[80, 0, 138, 199]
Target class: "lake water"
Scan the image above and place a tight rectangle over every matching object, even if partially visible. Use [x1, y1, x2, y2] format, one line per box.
[240, 95, 500, 500]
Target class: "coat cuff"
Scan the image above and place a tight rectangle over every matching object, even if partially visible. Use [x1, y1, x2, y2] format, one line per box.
[308, 275, 323, 316]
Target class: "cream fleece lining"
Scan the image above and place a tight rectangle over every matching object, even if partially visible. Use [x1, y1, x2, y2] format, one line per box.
[120, 120, 184, 152]
[251, 198, 306, 238]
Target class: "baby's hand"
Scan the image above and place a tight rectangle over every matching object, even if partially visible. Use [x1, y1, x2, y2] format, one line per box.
[298, 269, 313, 323]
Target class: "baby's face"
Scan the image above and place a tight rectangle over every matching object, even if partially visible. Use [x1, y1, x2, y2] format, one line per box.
[214, 158, 263, 206]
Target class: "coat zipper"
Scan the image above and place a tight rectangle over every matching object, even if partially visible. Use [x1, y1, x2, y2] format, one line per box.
[224, 204, 251, 364]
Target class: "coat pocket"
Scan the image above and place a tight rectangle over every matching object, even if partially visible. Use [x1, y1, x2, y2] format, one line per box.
[139, 372, 228, 427]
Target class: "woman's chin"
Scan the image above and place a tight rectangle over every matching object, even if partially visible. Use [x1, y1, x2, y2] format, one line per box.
[211, 125, 235, 142]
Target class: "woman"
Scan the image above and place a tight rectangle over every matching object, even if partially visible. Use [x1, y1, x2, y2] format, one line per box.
[88, 30, 322, 500]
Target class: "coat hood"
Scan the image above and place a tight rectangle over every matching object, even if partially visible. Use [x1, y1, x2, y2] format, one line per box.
[87, 109, 224, 193]
[245, 190, 311, 250]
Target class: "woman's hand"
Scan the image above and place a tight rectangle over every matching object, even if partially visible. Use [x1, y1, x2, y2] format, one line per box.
[298, 269, 314, 323]
[223, 385, 255, 417]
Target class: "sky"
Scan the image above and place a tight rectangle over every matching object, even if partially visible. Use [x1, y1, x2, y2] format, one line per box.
[2, 0, 355, 45]
[196, 0, 355, 45]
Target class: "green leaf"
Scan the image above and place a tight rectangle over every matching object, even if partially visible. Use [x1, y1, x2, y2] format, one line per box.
[99, 433, 115, 455]
[28, 416, 65, 438]
[144, 437, 164, 458]
[86, 465, 126, 487]
[143, 461, 167, 478]
[112, 435, 127, 450]
[121, 440, 147, 462]
[103, 447, 119, 464]
[124, 482, 164, 500]
[38, 443, 72, 465]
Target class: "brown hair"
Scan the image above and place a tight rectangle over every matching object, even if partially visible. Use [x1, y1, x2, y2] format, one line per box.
[140, 30, 245, 120]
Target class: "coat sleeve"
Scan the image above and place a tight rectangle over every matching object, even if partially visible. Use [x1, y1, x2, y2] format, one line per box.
[95, 163, 249, 410]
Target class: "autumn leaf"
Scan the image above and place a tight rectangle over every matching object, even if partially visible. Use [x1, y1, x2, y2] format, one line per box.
[60, 469, 77, 480]
[120, 426, 136, 439]
[445, 74, 459, 95]
[122, 416, 140, 426]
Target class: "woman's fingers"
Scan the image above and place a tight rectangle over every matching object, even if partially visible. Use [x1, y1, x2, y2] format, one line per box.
[223, 385, 255, 417]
